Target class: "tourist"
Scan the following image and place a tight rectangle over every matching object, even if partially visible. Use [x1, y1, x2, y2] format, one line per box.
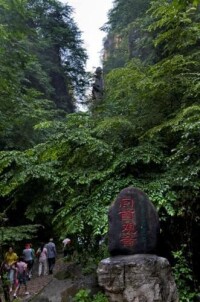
[0, 261, 10, 302]
[36, 242, 48, 276]
[13, 256, 29, 299]
[4, 246, 18, 293]
[45, 238, 57, 274]
[22, 243, 35, 279]
[62, 237, 71, 257]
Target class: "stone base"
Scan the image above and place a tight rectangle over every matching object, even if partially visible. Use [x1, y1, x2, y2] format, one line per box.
[97, 254, 179, 302]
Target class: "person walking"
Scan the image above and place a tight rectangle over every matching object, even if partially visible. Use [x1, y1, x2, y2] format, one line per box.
[0, 261, 11, 302]
[22, 243, 35, 279]
[62, 238, 71, 257]
[45, 238, 56, 274]
[13, 256, 29, 299]
[4, 246, 18, 293]
[36, 243, 48, 276]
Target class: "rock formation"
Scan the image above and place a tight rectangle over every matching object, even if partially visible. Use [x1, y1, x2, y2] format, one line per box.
[97, 254, 179, 302]
[92, 67, 104, 101]
[97, 187, 179, 302]
[108, 187, 159, 256]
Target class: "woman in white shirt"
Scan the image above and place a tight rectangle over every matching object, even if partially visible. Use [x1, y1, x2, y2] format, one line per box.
[36, 243, 48, 276]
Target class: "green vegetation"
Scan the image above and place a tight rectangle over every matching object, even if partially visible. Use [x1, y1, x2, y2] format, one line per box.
[0, 0, 87, 150]
[173, 246, 197, 302]
[73, 289, 108, 302]
[0, 0, 200, 301]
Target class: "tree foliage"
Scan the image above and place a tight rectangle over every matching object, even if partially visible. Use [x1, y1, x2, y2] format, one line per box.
[0, 0, 53, 150]
[103, 0, 151, 32]
[0, 0, 87, 150]
[27, 0, 88, 110]
[0, 0, 200, 298]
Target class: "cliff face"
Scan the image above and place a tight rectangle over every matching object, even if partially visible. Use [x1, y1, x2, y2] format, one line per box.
[50, 69, 75, 113]
[102, 25, 156, 73]
[103, 34, 123, 61]
[128, 25, 156, 63]
[102, 0, 153, 72]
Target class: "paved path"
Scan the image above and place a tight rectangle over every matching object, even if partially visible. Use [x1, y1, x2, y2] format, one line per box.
[17, 274, 53, 301]
[12, 258, 65, 302]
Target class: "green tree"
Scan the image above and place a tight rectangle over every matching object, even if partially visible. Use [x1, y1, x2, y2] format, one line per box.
[27, 0, 88, 111]
[102, 0, 152, 72]
[0, 0, 200, 298]
[0, 0, 56, 150]
[0, 0, 88, 150]
[103, 0, 151, 32]
[100, 0, 200, 296]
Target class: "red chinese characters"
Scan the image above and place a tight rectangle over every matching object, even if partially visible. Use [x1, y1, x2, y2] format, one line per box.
[120, 237, 135, 247]
[119, 211, 134, 220]
[119, 199, 137, 247]
[120, 199, 134, 209]
[122, 222, 135, 233]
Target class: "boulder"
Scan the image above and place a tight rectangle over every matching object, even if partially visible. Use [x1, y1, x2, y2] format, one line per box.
[97, 255, 179, 302]
[108, 187, 159, 255]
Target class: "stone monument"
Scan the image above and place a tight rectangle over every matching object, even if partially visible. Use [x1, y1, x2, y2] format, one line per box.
[108, 187, 159, 256]
[97, 187, 179, 302]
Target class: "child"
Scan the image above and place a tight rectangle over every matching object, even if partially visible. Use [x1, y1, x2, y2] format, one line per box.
[13, 256, 29, 299]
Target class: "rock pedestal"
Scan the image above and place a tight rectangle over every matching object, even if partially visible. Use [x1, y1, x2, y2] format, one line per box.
[97, 255, 179, 302]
